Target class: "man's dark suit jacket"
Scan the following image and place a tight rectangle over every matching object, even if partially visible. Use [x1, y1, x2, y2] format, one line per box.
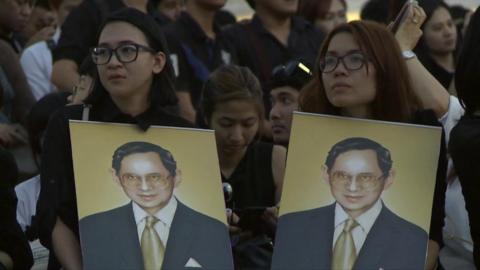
[271, 203, 428, 270]
[79, 200, 233, 269]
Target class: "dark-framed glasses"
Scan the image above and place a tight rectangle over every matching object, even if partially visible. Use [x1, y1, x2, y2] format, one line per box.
[330, 171, 384, 189]
[319, 52, 367, 73]
[91, 43, 155, 65]
[121, 173, 171, 188]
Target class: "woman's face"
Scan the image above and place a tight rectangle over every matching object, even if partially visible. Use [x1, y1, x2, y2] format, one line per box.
[96, 21, 165, 100]
[315, 0, 347, 33]
[209, 100, 260, 156]
[321, 32, 377, 118]
[423, 6, 457, 55]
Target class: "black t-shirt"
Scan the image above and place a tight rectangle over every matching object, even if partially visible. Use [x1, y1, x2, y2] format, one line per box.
[449, 115, 480, 268]
[0, 149, 33, 270]
[53, 0, 167, 66]
[222, 141, 275, 210]
[222, 15, 324, 110]
[163, 11, 237, 109]
[36, 96, 194, 250]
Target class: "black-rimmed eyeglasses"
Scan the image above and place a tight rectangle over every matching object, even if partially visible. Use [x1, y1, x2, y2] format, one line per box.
[319, 52, 368, 73]
[90, 43, 155, 65]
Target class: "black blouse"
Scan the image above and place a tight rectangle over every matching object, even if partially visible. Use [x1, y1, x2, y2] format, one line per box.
[449, 115, 480, 268]
[36, 96, 193, 250]
[222, 141, 276, 211]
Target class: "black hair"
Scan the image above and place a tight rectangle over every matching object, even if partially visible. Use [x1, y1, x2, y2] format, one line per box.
[325, 137, 393, 177]
[84, 8, 178, 108]
[27, 92, 70, 165]
[246, 0, 255, 9]
[361, 0, 391, 24]
[267, 60, 312, 92]
[414, 0, 454, 55]
[112, 141, 177, 176]
[201, 65, 264, 124]
[455, 8, 480, 115]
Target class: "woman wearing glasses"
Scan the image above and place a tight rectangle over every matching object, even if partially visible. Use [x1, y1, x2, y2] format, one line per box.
[36, 8, 191, 269]
[299, 11, 451, 270]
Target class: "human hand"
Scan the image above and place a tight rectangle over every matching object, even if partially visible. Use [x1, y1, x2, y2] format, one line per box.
[262, 206, 279, 228]
[392, 1, 426, 51]
[0, 124, 27, 147]
[68, 75, 93, 105]
[226, 208, 242, 234]
[26, 26, 56, 47]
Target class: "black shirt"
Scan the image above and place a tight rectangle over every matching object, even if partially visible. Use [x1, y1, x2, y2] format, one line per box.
[412, 109, 447, 248]
[36, 96, 193, 250]
[222, 141, 275, 210]
[163, 11, 236, 108]
[222, 15, 324, 110]
[0, 149, 33, 270]
[449, 115, 480, 268]
[53, 0, 166, 67]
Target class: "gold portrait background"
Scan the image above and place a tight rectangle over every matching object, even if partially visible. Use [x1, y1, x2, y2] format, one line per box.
[279, 112, 442, 232]
[70, 121, 226, 224]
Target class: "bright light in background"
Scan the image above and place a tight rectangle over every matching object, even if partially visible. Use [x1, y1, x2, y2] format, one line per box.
[224, 0, 478, 21]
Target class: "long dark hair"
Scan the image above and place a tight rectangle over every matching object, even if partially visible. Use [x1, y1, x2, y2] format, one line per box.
[300, 20, 419, 122]
[455, 8, 480, 115]
[84, 8, 178, 108]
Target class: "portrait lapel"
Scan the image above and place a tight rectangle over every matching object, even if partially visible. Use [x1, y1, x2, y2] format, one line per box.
[162, 202, 195, 269]
[309, 204, 335, 269]
[116, 203, 145, 269]
[353, 206, 391, 269]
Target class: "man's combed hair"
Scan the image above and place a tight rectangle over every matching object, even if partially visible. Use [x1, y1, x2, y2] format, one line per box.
[112, 141, 177, 176]
[325, 137, 393, 176]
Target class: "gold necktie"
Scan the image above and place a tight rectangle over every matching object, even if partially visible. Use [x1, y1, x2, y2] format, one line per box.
[141, 216, 165, 270]
[331, 218, 359, 270]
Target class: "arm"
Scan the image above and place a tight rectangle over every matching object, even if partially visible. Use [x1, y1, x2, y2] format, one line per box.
[176, 91, 196, 123]
[271, 145, 287, 204]
[0, 252, 13, 270]
[51, 59, 80, 92]
[52, 217, 83, 270]
[394, 3, 450, 118]
[51, 0, 100, 92]
[425, 240, 440, 270]
[0, 41, 35, 124]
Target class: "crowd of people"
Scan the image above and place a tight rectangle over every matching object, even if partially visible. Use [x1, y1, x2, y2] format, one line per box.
[0, 0, 478, 269]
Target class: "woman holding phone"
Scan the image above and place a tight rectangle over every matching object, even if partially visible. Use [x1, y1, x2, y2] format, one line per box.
[299, 4, 452, 268]
[201, 65, 286, 269]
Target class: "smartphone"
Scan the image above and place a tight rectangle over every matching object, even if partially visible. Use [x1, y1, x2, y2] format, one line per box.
[390, 0, 418, 33]
[235, 207, 267, 232]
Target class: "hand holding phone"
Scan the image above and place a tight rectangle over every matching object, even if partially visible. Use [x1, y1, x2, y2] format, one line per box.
[391, 0, 426, 51]
[390, 0, 418, 34]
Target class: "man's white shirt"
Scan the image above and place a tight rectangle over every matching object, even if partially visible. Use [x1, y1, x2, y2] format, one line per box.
[133, 197, 177, 246]
[332, 199, 383, 254]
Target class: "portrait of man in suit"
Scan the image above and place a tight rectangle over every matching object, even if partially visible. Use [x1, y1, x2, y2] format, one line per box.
[79, 141, 233, 269]
[272, 137, 428, 270]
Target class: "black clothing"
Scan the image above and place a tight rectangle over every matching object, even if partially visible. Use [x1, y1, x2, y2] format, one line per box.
[417, 53, 454, 91]
[449, 115, 480, 268]
[36, 96, 193, 252]
[221, 141, 276, 269]
[0, 148, 33, 270]
[222, 15, 324, 110]
[53, 0, 166, 67]
[412, 109, 448, 248]
[163, 11, 236, 109]
[222, 141, 275, 210]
